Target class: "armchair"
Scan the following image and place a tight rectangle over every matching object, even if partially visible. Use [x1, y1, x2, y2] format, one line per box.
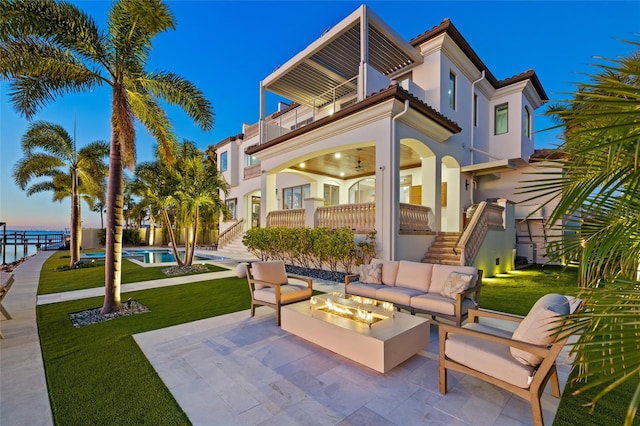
[245, 260, 313, 326]
[438, 293, 582, 426]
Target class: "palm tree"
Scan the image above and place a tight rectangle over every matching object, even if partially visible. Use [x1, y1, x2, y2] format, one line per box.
[132, 141, 228, 266]
[0, 0, 214, 313]
[522, 42, 640, 425]
[12, 120, 108, 267]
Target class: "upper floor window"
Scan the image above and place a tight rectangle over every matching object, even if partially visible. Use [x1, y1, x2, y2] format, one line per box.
[225, 198, 237, 220]
[448, 71, 456, 110]
[495, 104, 508, 135]
[244, 154, 259, 167]
[524, 106, 532, 138]
[282, 184, 310, 210]
[323, 184, 339, 206]
[220, 151, 228, 172]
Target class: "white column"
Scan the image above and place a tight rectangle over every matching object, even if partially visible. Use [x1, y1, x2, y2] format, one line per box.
[422, 155, 440, 232]
[376, 122, 398, 260]
[260, 171, 277, 227]
[304, 197, 324, 228]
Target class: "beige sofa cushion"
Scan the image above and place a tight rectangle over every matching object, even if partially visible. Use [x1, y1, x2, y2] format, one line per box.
[371, 259, 400, 286]
[375, 287, 424, 306]
[410, 293, 476, 316]
[394, 260, 433, 292]
[253, 284, 311, 305]
[511, 293, 571, 366]
[430, 264, 478, 294]
[251, 260, 288, 289]
[445, 323, 535, 389]
[346, 282, 383, 299]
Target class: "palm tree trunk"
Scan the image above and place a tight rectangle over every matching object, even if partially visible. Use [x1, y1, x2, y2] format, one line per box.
[69, 170, 81, 267]
[162, 208, 185, 267]
[101, 129, 124, 314]
[186, 208, 199, 266]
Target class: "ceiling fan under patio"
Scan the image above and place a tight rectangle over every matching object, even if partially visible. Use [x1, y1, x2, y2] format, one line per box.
[354, 159, 368, 172]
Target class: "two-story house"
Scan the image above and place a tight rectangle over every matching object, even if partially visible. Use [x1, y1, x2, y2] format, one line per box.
[214, 5, 549, 275]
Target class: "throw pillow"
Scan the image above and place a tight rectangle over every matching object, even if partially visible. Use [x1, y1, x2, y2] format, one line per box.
[359, 263, 383, 284]
[440, 272, 474, 299]
[510, 293, 571, 366]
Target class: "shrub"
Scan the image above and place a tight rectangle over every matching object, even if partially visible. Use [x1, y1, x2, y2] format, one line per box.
[242, 226, 376, 273]
[98, 228, 143, 246]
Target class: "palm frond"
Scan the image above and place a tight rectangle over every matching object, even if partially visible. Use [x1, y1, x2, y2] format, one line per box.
[0, 0, 106, 62]
[142, 71, 214, 131]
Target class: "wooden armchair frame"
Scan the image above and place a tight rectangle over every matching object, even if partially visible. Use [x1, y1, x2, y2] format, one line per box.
[246, 263, 312, 326]
[0, 273, 15, 339]
[439, 307, 578, 426]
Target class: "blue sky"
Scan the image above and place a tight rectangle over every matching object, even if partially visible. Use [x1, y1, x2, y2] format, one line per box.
[1, 1, 638, 230]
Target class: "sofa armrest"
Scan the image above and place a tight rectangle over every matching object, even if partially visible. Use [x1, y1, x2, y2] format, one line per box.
[467, 308, 524, 324]
[286, 274, 313, 290]
[344, 274, 360, 287]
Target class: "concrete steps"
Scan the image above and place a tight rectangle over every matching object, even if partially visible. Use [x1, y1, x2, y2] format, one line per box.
[215, 233, 254, 258]
[422, 232, 463, 265]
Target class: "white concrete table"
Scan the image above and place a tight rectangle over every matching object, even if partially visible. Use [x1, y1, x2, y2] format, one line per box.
[281, 295, 430, 373]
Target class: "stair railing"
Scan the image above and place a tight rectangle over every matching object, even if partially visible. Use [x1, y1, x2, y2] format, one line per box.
[455, 201, 505, 265]
[217, 218, 245, 250]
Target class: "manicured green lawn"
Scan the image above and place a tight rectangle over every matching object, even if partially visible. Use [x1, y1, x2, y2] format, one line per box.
[38, 278, 251, 425]
[36, 259, 635, 425]
[479, 264, 581, 316]
[38, 250, 228, 294]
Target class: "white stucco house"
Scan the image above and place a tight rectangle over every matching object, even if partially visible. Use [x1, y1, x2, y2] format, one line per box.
[213, 5, 553, 277]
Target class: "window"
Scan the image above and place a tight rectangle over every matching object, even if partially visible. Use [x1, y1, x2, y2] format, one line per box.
[495, 104, 508, 135]
[448, 71, 456, 110]
[323, 184, 339, 206]
[220, 151, 228, 172]
[348, 178, 375, 203]
[282, 184, 310, 209]
[225, 198, 237, 220]
[244, 154, 259, 167]
[524, 106, 532, 138]
[473, 94, 478, 127]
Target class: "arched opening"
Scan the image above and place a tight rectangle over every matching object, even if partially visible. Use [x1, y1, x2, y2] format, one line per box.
[349, 178, 376, 203]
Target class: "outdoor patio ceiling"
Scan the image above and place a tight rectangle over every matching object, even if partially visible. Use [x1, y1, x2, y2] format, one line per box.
[262, 5, 423, 109]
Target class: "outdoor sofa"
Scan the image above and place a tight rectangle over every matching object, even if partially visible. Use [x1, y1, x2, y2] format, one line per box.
[345, 259, 482, 326]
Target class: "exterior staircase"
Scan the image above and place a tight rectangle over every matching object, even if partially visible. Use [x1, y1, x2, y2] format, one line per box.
[215, 233, 255, 259]
[421, 232, 463, 265]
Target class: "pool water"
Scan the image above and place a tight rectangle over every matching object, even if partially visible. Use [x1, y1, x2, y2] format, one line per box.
[81, 249, 226, 264]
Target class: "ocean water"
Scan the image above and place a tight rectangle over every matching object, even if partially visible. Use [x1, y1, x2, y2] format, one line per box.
[1, 230, 66, 264]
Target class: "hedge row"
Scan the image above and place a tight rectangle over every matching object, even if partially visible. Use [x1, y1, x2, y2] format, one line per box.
[242, 227, 376, 274]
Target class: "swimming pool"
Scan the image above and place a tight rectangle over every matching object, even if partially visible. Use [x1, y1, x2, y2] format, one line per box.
[81, 249, 227, 264]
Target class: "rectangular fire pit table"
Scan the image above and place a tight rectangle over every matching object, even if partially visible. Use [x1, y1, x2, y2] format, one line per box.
[281, 293, 430, 373]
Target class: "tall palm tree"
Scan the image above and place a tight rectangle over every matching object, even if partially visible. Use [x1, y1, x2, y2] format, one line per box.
[521, 42, 640, 424]
[12, 120, 108, 267]
[0, 0, 214, 313]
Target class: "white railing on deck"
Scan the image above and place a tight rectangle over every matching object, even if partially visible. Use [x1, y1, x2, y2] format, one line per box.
[456, 201, 505, 265]
[267, 209, 305, 228]
[399, 203, 432, 232]
[317, 202, 375, 232]
[264, 202, 432, 234]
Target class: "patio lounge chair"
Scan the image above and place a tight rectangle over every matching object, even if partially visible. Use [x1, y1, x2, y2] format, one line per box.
[438, 293, 582, 426]
[0, 273, 15, 339]
[246, 260, 313, 326]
